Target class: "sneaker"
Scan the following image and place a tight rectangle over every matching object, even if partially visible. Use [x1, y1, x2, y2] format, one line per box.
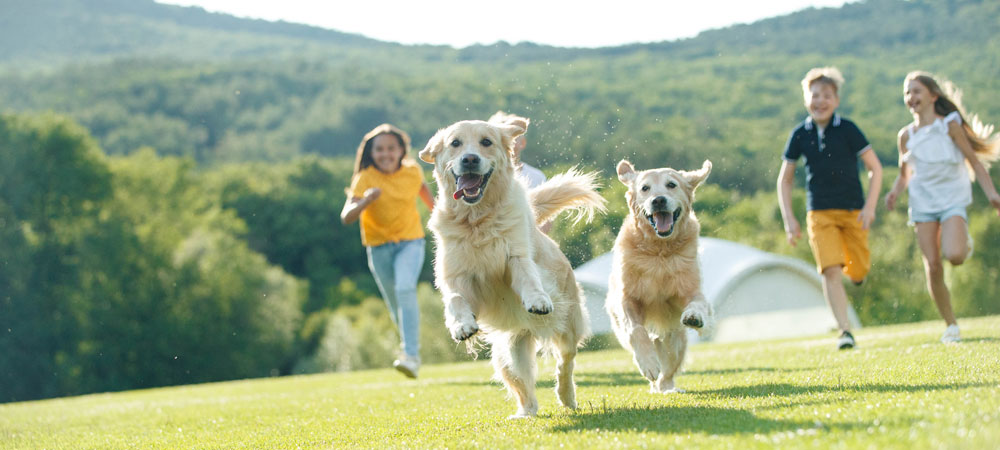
[966, 234, 974, 261]
[837, 331, 855, 350]
[941, 324, 960, 344]
[393, 354, 420, 378]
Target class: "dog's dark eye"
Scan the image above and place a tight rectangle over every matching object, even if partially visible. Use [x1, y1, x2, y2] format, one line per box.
[666, 182, 677, 189]
[450, 139, 461, 148]
[641, 185, 650, 192]
[480, 138, 492, 147]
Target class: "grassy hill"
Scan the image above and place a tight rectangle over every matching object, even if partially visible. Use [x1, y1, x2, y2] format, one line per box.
[3, 316, 998, 449]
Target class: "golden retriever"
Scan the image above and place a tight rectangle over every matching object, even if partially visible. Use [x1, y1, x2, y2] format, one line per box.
[606, 160, 713, 393]
[419, 118, 605, 418]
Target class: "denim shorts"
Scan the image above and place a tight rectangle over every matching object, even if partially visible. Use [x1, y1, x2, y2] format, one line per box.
[908, 205, 968, 225]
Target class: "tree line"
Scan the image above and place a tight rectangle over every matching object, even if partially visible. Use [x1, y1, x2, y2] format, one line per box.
[4, 112, 999, 402]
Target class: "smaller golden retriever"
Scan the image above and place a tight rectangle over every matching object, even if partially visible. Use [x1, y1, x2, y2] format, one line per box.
[606, 160, 713, 393]
[420, 119, 605, 418]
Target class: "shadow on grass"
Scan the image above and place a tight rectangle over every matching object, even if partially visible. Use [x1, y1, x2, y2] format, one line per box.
[682, 366, 814, 376]
[441, 367, 812, 389]
[961, 337, 1000, 344]
[439, 371, 650, 389]
[694, 381, 994, 398]
[552, 403, 858, 435]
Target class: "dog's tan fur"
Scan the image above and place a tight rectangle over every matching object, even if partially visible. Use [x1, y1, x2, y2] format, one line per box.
[419, 119, 605, 418]
[606, 159, 713, 394]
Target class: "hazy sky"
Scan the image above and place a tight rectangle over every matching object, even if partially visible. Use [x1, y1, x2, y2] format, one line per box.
[155, 0, 855, 48]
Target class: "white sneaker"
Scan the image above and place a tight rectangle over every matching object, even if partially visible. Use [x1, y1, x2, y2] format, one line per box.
[941, 324, 960, 344]
[393, 354, 420, 378]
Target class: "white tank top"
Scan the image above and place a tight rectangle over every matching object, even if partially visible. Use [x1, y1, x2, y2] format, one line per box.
[902, 111, 972, 213]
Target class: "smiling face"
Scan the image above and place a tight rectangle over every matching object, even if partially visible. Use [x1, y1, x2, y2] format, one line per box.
[617, 160, 711, 239]
[805, 81, 840, 127]
[904, 78, 937, 116]
[370, 133, 405, 173]
[420, 120, 526, 205]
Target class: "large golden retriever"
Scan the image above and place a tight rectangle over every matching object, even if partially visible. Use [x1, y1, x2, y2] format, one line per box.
[419, 119, 605, 418]
[606, 160, 713, 393]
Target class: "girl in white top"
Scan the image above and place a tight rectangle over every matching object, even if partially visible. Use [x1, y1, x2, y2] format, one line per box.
[885, 71, 1000, 344]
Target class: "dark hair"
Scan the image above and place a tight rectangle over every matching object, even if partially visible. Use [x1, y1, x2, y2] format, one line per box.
[353, 123, 411, 176]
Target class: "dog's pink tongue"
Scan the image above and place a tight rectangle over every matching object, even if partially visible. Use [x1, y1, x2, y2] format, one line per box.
[452, 174, 483, 199]
[653, 212, 673, 233]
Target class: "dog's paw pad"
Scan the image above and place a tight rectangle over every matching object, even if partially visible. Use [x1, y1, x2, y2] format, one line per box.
[450, 322, 480, 341]
[681, 311, 705, 329]
[681, 313, 704, 329]
[524, 295, 553, 315]
[527, 304, 551, 315]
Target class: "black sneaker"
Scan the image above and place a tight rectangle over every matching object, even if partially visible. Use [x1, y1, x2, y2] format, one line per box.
[837, 331, 855, 350]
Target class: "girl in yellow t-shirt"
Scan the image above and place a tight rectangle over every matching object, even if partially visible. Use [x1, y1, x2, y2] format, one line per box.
[340, 124, 434, 378]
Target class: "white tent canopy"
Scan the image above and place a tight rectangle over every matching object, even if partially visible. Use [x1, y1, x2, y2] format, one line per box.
[573, 237, 861, 343]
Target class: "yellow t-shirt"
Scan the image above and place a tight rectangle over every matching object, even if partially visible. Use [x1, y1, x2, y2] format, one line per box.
[349, 160, 426, 247]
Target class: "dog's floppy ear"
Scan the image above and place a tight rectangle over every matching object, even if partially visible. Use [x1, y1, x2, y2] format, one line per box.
[617, 160, 637, 185]
[683, 160, 712, 189]
[495, 118, 528, 157]
[419, 128, 446, 164]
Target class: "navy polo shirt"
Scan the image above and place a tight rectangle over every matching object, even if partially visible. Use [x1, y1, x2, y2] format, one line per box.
[783, 114, 872, 211]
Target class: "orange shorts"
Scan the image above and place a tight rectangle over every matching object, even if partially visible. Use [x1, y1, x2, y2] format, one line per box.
[806, 209, 870, 283]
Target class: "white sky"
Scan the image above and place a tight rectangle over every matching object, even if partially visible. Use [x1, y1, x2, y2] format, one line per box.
[155, 0, 854, 48]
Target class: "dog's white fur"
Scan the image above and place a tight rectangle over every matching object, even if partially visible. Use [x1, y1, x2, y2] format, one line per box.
[605, 160, 713, 394]
[420, 119, 605, 418]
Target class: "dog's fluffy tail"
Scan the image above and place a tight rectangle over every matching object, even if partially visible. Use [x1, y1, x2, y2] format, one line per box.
[529, 168, 607, 225]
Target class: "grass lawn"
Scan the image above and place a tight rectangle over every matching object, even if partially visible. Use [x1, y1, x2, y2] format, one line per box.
[2, 316, 999, 449]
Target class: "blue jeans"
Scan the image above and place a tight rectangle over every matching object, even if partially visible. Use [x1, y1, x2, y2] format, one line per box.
[366, 238, 425, 358]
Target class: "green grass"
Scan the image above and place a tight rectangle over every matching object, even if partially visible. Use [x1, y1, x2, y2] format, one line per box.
[3, 317, 999, 449]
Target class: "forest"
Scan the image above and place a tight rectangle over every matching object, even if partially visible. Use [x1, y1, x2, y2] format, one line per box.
[2, 0, 1000, 402]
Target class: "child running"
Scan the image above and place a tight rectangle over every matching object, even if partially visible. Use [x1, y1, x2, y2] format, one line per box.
[341, 123, 434, 377]
[777, 67, 883, 350]
[884, 71, 1000, 343]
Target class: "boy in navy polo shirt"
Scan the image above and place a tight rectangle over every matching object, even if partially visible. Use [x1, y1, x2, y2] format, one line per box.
[777, 67, 883, 350]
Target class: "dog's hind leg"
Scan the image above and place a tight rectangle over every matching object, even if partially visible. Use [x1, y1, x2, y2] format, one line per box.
[652, 328, 687, 394]
[494, 332, 539, 418]
[552, 331, 579, 410]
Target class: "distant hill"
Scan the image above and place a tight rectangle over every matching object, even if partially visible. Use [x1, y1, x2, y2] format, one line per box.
[1, 0, 998, 192]
[0, 0, 411, 66]
[4, 0, 998, 66]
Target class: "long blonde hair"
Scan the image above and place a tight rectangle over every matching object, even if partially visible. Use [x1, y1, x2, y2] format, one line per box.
[906, 71, 1000, 173]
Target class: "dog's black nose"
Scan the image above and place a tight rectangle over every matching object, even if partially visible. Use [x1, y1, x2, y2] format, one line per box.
[460, 153, 481, 169]
[651, 196, 667, 209]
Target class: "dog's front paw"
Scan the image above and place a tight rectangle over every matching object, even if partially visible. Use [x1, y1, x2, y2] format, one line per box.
[681, 309, 704, 329]
[449, 320, 480, 342]
[523, 292, 553, 315]
[634, 352, 661, 382]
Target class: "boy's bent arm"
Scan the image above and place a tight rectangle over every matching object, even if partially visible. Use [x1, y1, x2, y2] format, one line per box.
[858, 148, 882, 229]
[776, 160, 801, 245]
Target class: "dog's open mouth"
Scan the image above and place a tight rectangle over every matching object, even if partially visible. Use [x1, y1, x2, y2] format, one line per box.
[646, 207, 682, 237]
[452, 169, 493, 204]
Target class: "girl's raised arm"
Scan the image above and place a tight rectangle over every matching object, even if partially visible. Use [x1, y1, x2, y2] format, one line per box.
[948, 121, 1000, 215]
